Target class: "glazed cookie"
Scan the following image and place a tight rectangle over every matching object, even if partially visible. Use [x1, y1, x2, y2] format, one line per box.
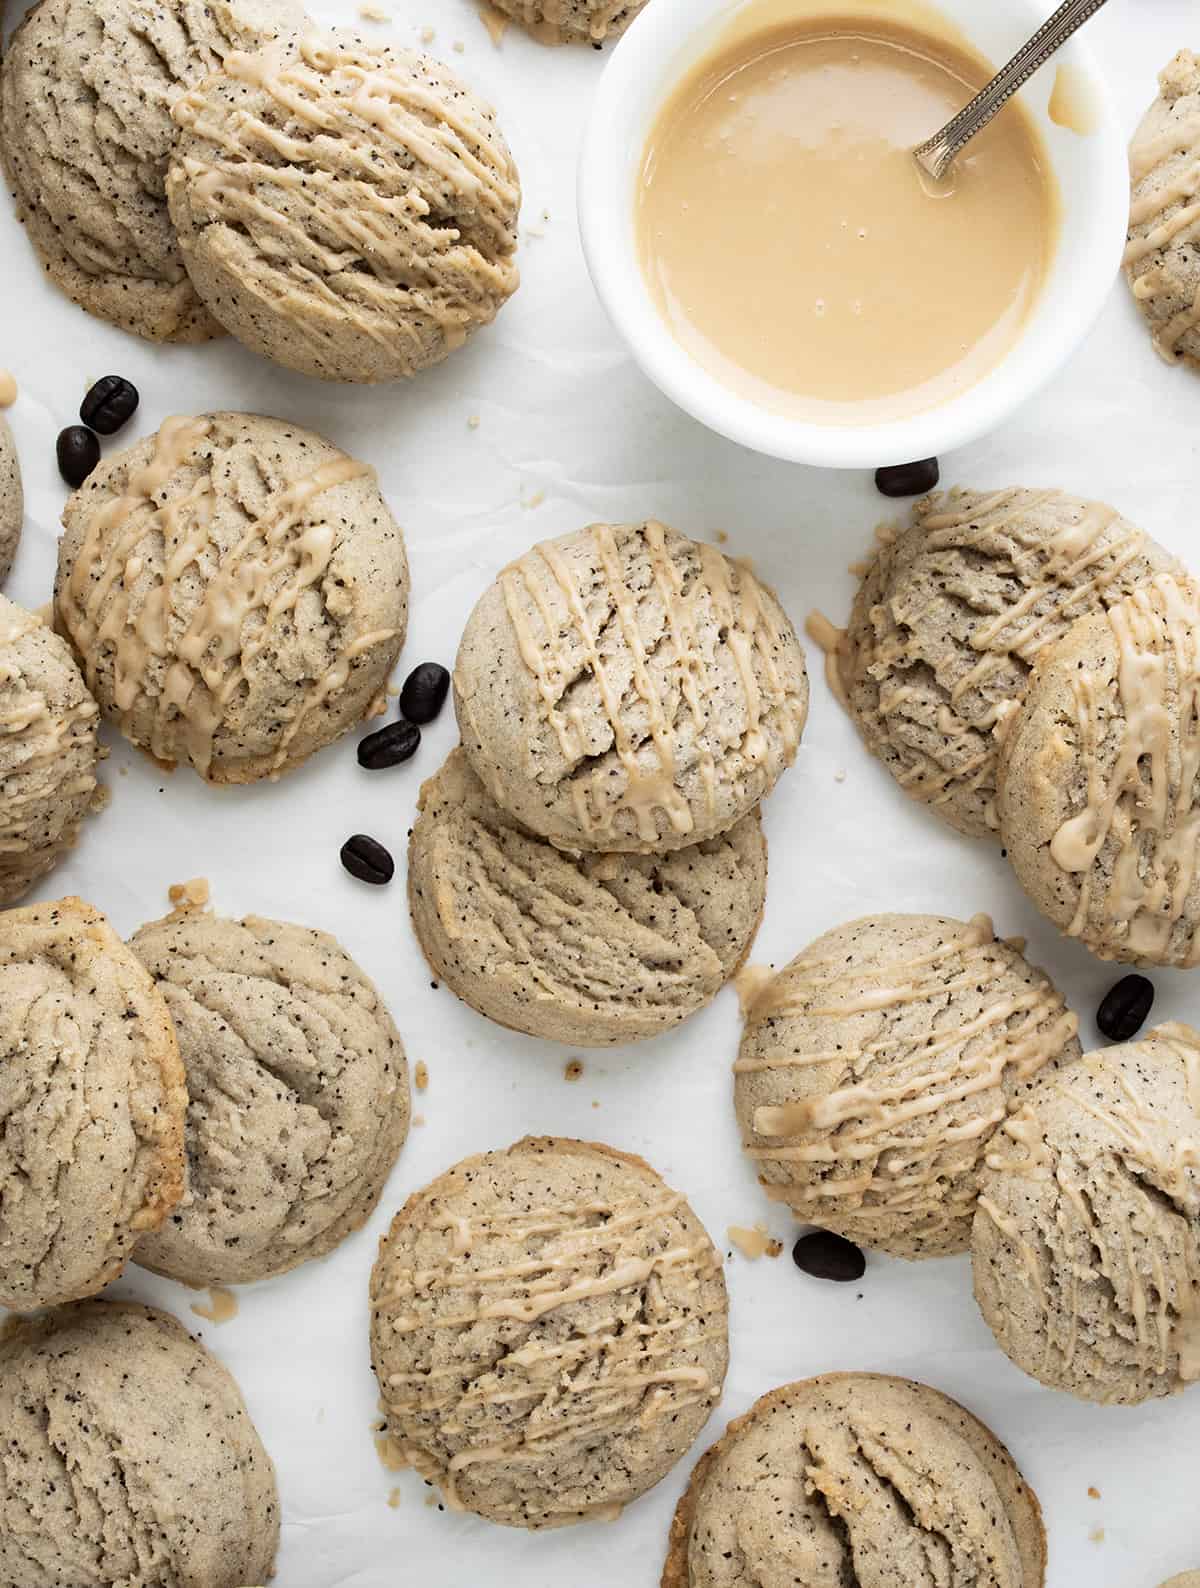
[55, 412, 409, 783]
[456, 521, 808, 853]
[0, 898, 186, 1311]
[972, 1024, 1200, 1406]
[489, 0, 645, 44]
[408, 747, 767, 1045]
[662, 1373, 1045, 1588]
[0, 597, 102, 905]
[0, 0, 302, 343]
[998, 572, 1200, 966]
[735, 914, 1079, 1259]
[838, 487, 1175, 838]
[0, 416, 21, 581]
[0, 1300, 279, 1586]
[131, 909, 410, 1286]
[167, 34, 521, 382]
[1126, 50, 1200, 366]
[370, 1136, 729, 1528]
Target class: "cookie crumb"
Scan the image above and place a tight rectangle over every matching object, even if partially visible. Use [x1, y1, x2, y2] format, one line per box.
[452, 37, 464, 50]
[521, 489, 545, 510]
[564, 1058, 583, 1082]
[415, 1060, 429, 1091]
[190, 1285, 237, 1324]
[834, 768, 846, 783]
[168, 876, 211, 911]
[478, 3, 509, 45]
[413, 1113, 426, 1127]
[420, 23, 435, 40]
[467, 413, 480, 429]
[387, 1487, 402, 1508]
[1088, 1527, 1104, 1544]
[359, 3, 390, 16]
[727, 1223, 779, 1260]
[1087, 1486, 1100, 1499]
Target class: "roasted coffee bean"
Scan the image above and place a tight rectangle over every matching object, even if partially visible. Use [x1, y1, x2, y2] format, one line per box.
[874, 457, 940, 498]
[79, 375, 139, 435]
[340, 834, 395, 885]
[56, 425, 101, 488]
[1096, 973, 1155, 1044]
[792, 1229, 866, 1283]
[399, 661, 450, 725]
[358, 720, 420, 769]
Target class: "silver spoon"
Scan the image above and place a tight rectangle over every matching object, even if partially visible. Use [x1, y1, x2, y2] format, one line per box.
[913, 0, 1112, 181]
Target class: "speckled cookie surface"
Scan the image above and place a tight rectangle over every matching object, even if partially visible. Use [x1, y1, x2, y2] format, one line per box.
[0, 597, 102, 906]
[1125, 50, 1200, 367]
[0, 1300, 279, 1586]
[489, 0, 645, 43]
[998, 573, 1200, 966]
[370, 1135, 729, 1528]
[735, 913, 1080, 1259]
[661, 1373, 1045, 1588]
[131, 909, 410, 1287]
[167, 33, 521, 382]
[455, 521, 808, 853]
[972, 1024, 1200, 1406]
[0, 416, 21, 582]
[55, 411, 409, 784]
[0, 0, 302, 343]
[0, 898, 186, 1311]
[1159, 1575, 1200, 1588]
[408, 746, 767, 1046]
[840, 487, 1176, 838]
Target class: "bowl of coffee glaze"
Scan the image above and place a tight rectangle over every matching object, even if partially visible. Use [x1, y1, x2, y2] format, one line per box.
[578, 0, 1127, 468]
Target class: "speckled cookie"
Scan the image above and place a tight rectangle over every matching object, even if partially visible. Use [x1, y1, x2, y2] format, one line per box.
[489, 0, 645, 44]
[0, 0, 302, 343]
[130, 908, 410, 1286]
[972, 1023, 1200, 1406]
[0, 597, 102, 905]
[0, 1300, 279, 1586]
[0, 898, 186, 1311]
[661, 1373, 1045, 1588]
[370, 1135, 729, 1528]
[735, 913, 1080, 1259]
[167, 33, 521, 382]
[998, 572, 1200, 966]
[456, 521, 808, 854]
[839, 487, 1176, 838]
[1125, 50, 1200, 367]
[1159, 1575, 1200, 1588]
[408, 746, 767, 1046]
[55, 411, 409, 784]
[0, 416, 21, 582]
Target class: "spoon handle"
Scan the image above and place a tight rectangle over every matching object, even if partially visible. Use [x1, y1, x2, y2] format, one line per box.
[913, 0, 1111, 180]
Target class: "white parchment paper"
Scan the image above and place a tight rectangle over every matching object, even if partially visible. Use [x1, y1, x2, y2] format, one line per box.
[1, 0, 1197, 1581]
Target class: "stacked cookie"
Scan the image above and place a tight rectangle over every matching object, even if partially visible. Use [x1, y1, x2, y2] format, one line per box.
[408, 518, 810, 1045]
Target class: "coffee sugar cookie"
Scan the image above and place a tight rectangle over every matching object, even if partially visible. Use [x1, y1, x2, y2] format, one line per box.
[972, 1024, 1200, 1406]
[408, 746, 767, 1045]
[735, 913, 1079, 1258]
[56, 412, 409, 783]
[456, 520, 808, 853]
[131, 909, 410, 1286]
[839, 487, 1175, 838]
[489, 0, 646, 44]
[0, 416, 20, 582]
[370, 1136, 728, 1528]
[0, 899, 186, 1311]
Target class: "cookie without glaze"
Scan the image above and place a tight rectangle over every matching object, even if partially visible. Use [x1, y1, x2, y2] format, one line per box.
[0, 1300, 279, 1587]
[661, 1373, 1045, 1588]
[840, 487, 1175, 838]
[1159, 1575, 1200, 1588]
[55, 412, 409, 784]
[0, 898, 186, 1311]
[1125, 50, 1200, 367]
[456, 521, 808, 853]
[0, 416, 21, 582]
[168, 33, 521, 382]
[0, 0, 302, 343]
[998, 573, 1200, 966]
[490, 0, 645, 44]
[735, 913, 1080, 1259]
[131, 909, 410, 1287]
[370, 1136, 728, 1528]
[0, 596, 101, 906]
[408, 747, 767, 1045]
[972, 1024, 1200, 1406]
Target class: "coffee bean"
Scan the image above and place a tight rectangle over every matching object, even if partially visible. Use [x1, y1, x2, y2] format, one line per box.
[792, 1229, 866, 1283]
[874, 457, 940, 498]
[340, 834, 394, 885]
[358, 720, 420, 770]
[56, 426, 101, 488]
[399, 661, 450, 725]
[79, 375, 139, 435]
[1096, 973, 1154, 1044]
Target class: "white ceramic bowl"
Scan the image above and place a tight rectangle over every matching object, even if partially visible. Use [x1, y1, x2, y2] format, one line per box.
[578, 0, 1129, 468]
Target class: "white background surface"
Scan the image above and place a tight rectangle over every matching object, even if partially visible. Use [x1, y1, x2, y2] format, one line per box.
[1, 0, 1197, 1583]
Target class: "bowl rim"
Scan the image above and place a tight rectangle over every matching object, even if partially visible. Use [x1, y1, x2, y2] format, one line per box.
[577, 0, 1130, 469]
